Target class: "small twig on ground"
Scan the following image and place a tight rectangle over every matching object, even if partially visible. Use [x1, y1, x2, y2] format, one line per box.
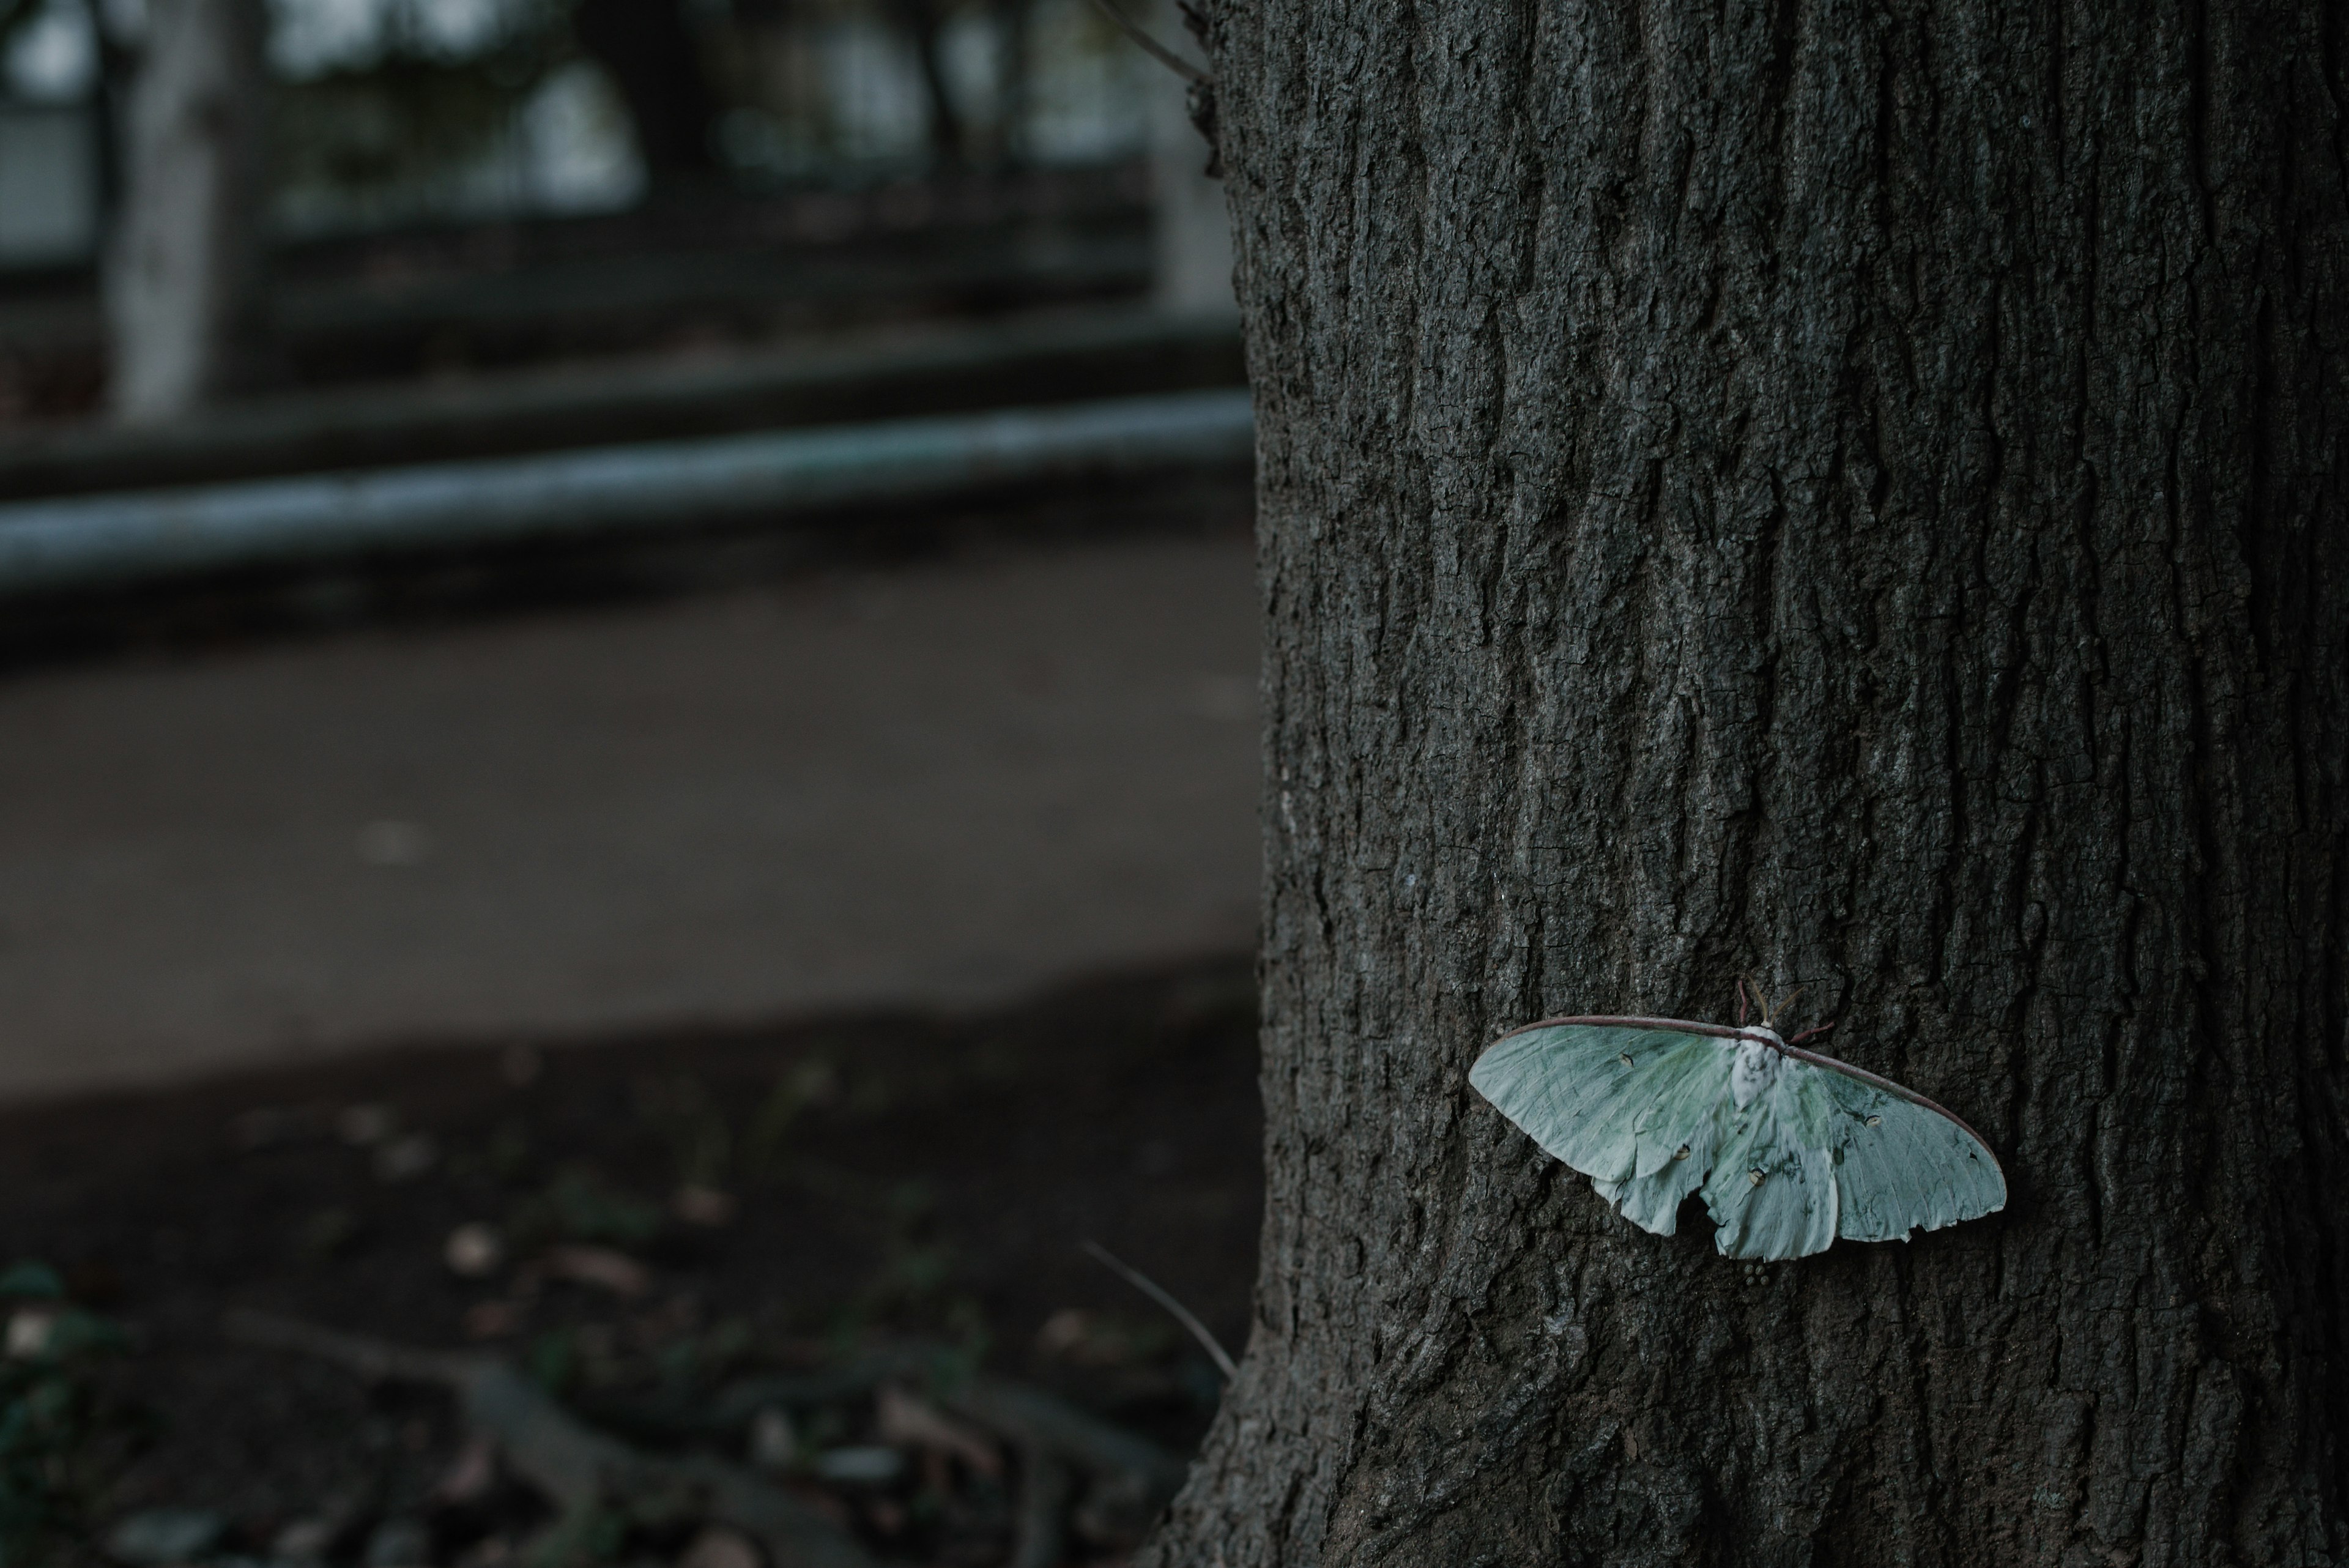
[223, 1310, 875, 1568]
[1081, 1239, 1238, 1381]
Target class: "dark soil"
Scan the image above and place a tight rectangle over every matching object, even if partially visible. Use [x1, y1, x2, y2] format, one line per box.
[0, 957, 1261, 1564]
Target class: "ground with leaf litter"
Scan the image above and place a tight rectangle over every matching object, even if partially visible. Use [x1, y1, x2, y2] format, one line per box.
[0, 958, 1260, 1568]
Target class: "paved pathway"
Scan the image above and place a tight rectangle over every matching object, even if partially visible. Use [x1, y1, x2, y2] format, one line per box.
[0, 532, 1260, 1102]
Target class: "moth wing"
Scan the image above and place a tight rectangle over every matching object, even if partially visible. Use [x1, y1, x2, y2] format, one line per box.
[1699, 1061, 1840, 1261]
[1806, 1065, 2006, 1242]
[1596, 1093, 1728, 1236]
[1471, 1024, 1731, 1235]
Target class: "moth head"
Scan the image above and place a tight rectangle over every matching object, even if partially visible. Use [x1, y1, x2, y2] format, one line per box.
[1742, 980, 1837, 1047]
[1738, 978, 1808, 1030]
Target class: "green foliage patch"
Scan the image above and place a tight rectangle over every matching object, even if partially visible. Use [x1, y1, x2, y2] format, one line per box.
[0, 1262, 127, 1568]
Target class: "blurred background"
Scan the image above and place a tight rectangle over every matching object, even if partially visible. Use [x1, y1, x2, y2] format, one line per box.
[0, 0, 1236, 416]
[0, 0, 1257, 1560]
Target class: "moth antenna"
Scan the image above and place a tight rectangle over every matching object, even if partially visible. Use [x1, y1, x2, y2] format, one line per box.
[1787, 1021, 1836, 1047]
[1772, 986, 1806, 1026]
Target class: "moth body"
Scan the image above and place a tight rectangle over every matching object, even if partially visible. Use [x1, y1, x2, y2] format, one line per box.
[1729, 1032, 1781, 1109]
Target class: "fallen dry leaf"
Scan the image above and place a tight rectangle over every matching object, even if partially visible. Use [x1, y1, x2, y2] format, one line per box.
[462, 1300, 526, 1339]
[673, 1525, 762, 1568]
[672, 1183, 738, 1227]
[1035, 1307, 1091, 1358]
[5, 1306, 58, 1359]
[444, 1223, 506, 1278]
[875, 1383, 1003, 1476]
[539, 1244, 650, 1298]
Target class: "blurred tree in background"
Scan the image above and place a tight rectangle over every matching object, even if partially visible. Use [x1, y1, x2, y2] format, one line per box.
[105, 0, 270, 420]
[569, 0, 715, 190]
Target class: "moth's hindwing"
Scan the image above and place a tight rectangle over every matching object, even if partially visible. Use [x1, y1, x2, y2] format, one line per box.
[1702, 1061, 1839, 1260]
[1808, 1068, 2006, 1243]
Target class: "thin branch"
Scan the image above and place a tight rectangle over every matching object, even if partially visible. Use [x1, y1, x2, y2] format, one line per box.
[1081, 1239, 1238, 1381]
[1084, 0, 1209, 85]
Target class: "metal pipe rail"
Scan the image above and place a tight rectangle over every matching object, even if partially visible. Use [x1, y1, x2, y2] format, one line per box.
[0, 388, 1255, 601]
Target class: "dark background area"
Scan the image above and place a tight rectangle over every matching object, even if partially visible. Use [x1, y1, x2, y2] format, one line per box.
[1, 959, 1261, 1559]
[0, 0, 1253, 1561]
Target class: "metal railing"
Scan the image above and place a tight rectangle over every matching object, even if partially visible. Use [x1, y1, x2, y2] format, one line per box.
[0, 387, 1255, 600]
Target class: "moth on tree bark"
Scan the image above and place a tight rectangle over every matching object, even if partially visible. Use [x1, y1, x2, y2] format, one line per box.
[1141, 2, 2348, 1565]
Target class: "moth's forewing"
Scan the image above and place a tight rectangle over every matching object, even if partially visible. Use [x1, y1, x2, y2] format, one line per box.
[1811, 1067, 2006, 1241]
[1471, 1023, 1732, 1216]
[1624, 1034, 1735, 1179]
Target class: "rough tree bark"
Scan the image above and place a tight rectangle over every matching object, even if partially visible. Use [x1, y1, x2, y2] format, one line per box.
[103, 0, 270, 423]
[1144, 3, 2347, 1566]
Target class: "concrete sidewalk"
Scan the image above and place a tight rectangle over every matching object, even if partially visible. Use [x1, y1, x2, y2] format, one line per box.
[0, 532, 1260, 1103]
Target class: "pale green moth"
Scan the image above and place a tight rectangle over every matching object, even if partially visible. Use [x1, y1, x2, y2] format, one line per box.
[1469, 986, 2005, 1261]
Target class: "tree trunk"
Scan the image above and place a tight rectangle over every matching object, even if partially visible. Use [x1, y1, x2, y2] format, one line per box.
[1146, 4, 2348, 1566]
[571, 0, 720, 190]
[989, 0, 1032, 166]
[103, 0, 269, 424]
[886, 0, 967, 169]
